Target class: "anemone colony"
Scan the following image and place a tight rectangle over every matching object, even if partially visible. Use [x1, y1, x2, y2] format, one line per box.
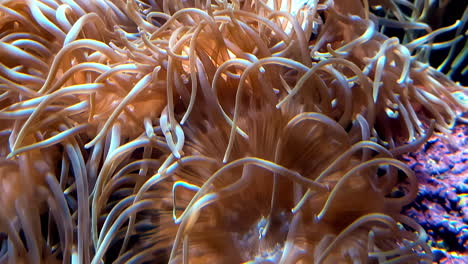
[0, 0, 466, 263]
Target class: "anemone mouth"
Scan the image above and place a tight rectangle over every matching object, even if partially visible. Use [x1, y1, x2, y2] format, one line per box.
[0, 0, 466, 263]
[156, 101, 431, 263]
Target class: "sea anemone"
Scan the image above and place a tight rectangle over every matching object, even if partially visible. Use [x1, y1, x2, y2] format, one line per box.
[0, 0, 466, 263]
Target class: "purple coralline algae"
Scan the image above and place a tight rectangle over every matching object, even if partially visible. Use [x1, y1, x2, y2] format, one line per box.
[403, 124, 468, 263]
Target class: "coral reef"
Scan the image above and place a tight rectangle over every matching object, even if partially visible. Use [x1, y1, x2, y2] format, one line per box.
[0, 0, 466, 263]
[404, 123, 468, 263]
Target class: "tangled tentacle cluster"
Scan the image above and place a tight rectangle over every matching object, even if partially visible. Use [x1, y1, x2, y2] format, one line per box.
[0, 0, 466, 263]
